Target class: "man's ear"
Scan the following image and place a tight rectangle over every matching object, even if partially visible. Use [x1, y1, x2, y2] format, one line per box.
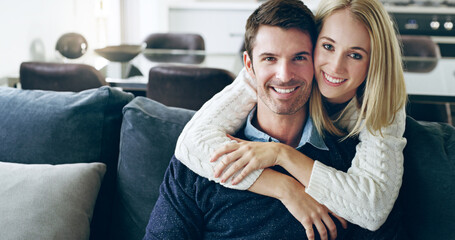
[243, 51, 255, 79]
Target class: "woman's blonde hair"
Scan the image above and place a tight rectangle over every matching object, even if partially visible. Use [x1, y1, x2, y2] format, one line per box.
[309, 0, 407, 138]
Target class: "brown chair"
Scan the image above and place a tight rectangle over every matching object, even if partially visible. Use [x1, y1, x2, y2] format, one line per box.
[406, 100, 452, 125]
[400, 35, 440, 73]
[143, 33, 205, 50]
[20, 62, 107, 92]
[400, 36, 452, 124]
[143, 33, 206, 64]
[147, 65, 234, 110]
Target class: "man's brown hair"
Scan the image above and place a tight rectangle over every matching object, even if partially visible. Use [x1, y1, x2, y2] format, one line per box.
[244, 0, 317, 61]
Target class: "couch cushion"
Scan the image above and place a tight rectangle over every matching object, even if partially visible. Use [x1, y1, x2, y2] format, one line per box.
[0, 86, 133, 240]
[0, 162, 105, 240]
[110, 97, 195, 240]
[401, 116, 455, 240]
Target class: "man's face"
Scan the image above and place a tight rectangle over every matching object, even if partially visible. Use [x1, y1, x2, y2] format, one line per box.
[244, 25, 314, 117]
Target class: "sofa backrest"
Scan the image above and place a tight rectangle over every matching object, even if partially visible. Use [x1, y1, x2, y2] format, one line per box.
[401, 116, 455, 240]
[110, 97, 195, 240]
[0, 86, 133, 240]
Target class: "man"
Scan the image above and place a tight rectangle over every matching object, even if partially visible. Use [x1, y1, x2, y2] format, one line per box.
[143, 1, 356, 239]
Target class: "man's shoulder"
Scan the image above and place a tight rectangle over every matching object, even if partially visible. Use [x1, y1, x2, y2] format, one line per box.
[321, 132, 359, 172]
[168, 155, 200, 179]
[167, 155, 213, 187]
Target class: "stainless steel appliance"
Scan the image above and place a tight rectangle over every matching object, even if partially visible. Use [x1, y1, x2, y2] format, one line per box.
[385, 5, 455, 57]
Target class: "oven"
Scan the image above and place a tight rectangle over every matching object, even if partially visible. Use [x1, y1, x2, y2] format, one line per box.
[381, 1, 455, 124]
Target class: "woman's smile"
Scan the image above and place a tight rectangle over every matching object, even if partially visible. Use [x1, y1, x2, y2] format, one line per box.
[323, 71, 347, 85]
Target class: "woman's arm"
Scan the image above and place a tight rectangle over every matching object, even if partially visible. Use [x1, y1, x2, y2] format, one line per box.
[174, 68, 260, 190]
[213, 105, 407, 231]
[305, 106, 407, 231]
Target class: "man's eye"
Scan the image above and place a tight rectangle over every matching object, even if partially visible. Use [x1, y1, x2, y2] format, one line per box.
[294, 56, 307, 61]
[322, 43, 333, 51]
[265, 57, 275, 61]
[349, 53, 362, 60]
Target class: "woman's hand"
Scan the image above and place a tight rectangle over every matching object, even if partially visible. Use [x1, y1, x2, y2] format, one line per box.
[249, 169, 348, 240]
[280, 178, 348, 240]
[211, 134, 284, 185]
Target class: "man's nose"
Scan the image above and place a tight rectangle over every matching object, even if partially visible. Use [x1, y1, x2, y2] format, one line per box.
[275, 61, 295, 82]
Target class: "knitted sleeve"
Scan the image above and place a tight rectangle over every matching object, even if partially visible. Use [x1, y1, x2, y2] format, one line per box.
[305, 105, 407, 231]
[175, 68, 261, 190]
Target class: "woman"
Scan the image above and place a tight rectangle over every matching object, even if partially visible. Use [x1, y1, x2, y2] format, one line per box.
[175, 0, 407, 238]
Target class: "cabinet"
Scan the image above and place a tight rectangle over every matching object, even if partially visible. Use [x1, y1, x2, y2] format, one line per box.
[168, 2, 259, 53]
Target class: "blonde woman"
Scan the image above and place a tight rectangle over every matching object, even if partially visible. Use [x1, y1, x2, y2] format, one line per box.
[176, 0, 407, 238]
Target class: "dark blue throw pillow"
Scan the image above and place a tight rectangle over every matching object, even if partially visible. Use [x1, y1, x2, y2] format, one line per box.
[0, 86, 133, 240]
[401, 117, 455, 240]
[110, 97, 195, 240]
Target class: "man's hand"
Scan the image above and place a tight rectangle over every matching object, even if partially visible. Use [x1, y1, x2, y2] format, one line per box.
[211, 134, 282, 184]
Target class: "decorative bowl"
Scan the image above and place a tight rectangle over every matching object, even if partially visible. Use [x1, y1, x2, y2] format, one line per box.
[94, 44, 145, 62]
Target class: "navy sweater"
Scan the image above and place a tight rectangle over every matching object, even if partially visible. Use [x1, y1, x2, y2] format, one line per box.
[144, 129, 361, 240]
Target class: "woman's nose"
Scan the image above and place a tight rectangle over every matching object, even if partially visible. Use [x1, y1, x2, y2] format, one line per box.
[331, 53, 345, 74]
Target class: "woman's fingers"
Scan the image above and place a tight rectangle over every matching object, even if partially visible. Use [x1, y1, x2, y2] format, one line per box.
[330, 211, 348, 229]
[231, 162, 255, 185]
[218, 155, 248, 183]
[321, 214, 338, 240]
[303, 224, 315, 240]
[213, 153, 238, 178]
[314, 219, 329, 240]
[210, 142, 239, 162]
[226, 134, 244, 142]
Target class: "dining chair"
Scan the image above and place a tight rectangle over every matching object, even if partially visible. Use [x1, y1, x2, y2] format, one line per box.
[20, 62, 107, 92]
[400, 36, 452, 125]
[407, 101, 452, 125]
[401, 35, 440, 73]
[147, 65, 234, 110]
[143, 33, 205, 50]
[143, 33, 206, 64]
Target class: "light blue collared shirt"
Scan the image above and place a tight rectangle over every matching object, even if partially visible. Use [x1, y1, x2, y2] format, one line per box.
[244, 107, 328, 151]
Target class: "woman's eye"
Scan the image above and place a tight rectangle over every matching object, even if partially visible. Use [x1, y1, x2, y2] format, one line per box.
[349, 53, 362, 60]
[322, 43, 333, 51]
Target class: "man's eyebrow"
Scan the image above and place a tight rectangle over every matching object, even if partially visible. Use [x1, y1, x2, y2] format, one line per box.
[320, 36, 369, 55]
[257, 51, 311, 57]
[295, 51, 311, 56]
[258, 52, 276, 57]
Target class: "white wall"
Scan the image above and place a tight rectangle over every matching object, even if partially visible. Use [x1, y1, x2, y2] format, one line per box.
[0, 0, 121, 77]
[120, 0, 322, 46]
[121, 0, 166, 45]
[0, 0, 321, 78]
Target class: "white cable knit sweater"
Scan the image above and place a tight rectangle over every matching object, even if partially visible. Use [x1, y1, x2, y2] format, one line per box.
[175, 68, 407, 231]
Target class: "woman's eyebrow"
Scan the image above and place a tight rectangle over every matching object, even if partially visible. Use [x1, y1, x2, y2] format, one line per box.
[320, 36, 369, 54]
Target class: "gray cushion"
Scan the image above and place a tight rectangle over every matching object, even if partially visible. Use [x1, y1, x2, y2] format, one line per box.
[0, 86, 133, 239]
[0, 162, 106, 240]
[110, 97, 195, 240]
[401, 116, 455, 240]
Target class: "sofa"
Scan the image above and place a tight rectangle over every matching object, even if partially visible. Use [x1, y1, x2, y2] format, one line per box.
[0, 86, 453, 240]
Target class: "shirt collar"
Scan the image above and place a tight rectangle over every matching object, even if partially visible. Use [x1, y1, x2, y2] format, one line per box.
[244, 107, 328, 151]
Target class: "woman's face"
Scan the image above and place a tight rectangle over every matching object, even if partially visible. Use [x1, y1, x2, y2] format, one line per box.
[314, 8, 371, 104]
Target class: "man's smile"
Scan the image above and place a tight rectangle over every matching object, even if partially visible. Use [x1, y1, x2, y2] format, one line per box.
[273, 87, 297, 94]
